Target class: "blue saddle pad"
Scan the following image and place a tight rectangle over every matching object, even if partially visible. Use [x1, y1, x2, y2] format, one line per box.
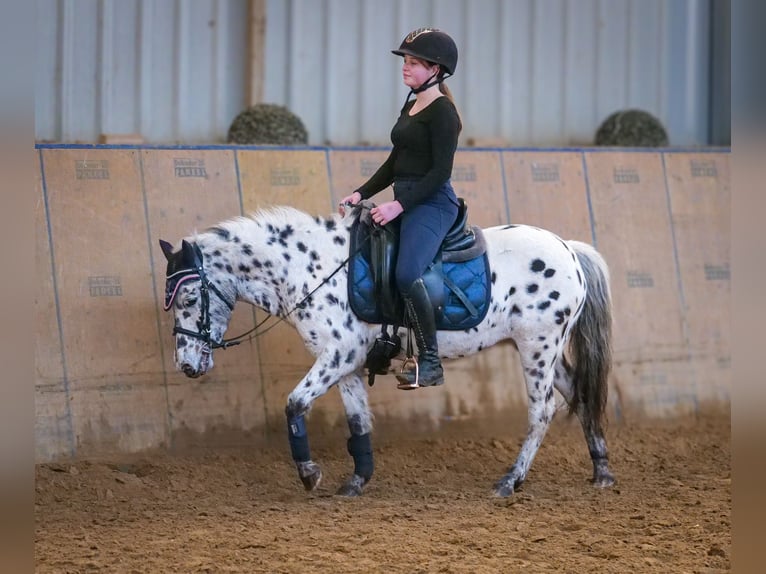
[348, 250, 492, 331]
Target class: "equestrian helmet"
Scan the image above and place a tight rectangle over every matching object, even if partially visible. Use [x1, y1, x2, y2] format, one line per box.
[392, 28, 458, 76]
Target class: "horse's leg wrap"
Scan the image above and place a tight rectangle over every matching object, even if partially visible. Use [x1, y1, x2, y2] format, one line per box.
[336, 432, 374, 497]
[335, 380, 374, 497]
[287, 413, 310, 462]
[287, 412, 322, 491]
[347, 432, 374, 481]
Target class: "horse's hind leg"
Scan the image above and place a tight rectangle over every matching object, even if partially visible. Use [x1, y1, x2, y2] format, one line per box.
[553, 360, 615, 487]
[494, 348, 558, 497]
[335, 372, 374, 497]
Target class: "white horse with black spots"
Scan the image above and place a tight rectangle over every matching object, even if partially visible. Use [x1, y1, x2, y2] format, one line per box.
[159, 205, 615, 497]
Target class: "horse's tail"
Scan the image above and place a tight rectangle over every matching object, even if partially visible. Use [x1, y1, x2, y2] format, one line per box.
[566, 241, 613, 434]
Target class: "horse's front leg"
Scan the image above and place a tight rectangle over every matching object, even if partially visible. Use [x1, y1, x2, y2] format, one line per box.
[285, 348, 356, 492]
[335, 372, 374, 497]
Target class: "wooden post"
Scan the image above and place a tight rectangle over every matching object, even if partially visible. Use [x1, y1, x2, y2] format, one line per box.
[246, 0, 267, 106]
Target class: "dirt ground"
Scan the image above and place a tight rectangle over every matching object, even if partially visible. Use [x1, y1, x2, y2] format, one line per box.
[35, 410, 730, 574]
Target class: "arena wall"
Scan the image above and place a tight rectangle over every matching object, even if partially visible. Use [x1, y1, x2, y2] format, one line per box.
[35, 145, 730, 462]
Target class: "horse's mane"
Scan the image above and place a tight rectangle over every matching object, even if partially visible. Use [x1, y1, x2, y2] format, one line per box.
[248, 205, 330, 229]
[196, 205, 343, 241]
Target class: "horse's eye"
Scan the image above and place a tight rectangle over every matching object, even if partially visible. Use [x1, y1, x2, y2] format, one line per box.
[184, 297, 198, 308]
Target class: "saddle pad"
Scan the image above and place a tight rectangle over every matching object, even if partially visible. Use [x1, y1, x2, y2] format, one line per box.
[437, 253, 492, 329]
[348, 250, 492, 331]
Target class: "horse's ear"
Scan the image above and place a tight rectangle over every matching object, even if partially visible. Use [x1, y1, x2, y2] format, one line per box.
[159, 239, 174, 261]
[181, 239, 194, 258]
[180, 240, 200, 267]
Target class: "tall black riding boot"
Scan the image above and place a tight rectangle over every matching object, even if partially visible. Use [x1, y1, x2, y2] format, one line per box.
[396, 278, 444, 390]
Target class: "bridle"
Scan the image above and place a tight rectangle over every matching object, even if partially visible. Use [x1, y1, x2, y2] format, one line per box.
[164, 242, 238, 350]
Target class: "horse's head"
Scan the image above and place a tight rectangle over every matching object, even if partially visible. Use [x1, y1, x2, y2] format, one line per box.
[159, 238, 235, 378]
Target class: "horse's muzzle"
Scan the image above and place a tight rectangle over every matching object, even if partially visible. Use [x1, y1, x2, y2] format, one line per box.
[176, 341, 212, 378]
[181, 364, 203, 378]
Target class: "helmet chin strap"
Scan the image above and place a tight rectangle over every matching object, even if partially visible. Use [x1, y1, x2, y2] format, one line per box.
[400, 71, 452, 112]
[412, 71, 441, 94]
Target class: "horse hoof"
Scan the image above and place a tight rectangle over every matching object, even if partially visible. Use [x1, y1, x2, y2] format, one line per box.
[493, 471, 524, 497]
[592, 471, 616, 488]
[297, 461, 323, 492]
[591, 459, 615, 488]
[300, 469, 322, 491]
[493, 484, 514, 497]
[493, 479, 516, 498]
[336, 474, 366, 497]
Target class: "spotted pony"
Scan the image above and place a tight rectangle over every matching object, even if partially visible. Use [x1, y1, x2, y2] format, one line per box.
[159, 206, 615, 497]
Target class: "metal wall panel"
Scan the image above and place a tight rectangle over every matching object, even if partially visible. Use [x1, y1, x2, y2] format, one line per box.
[35, 0, 247, 143]
[265, 0, 715, 147]
[36, 0, 718, 146]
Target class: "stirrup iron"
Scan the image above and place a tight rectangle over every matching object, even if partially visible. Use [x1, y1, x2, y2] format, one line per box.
[396, 356, 420, 390]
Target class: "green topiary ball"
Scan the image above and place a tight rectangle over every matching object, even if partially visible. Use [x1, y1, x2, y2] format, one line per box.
[227, 103, 309, 145]
[594, 109, 669, 147]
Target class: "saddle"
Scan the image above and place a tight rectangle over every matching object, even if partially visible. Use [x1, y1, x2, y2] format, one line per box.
[348, 198, 491, 331]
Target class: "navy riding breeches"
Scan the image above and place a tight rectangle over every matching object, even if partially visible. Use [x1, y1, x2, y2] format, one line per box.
[393, 179, 459, 295]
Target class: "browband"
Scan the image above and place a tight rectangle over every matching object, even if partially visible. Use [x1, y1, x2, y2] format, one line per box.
[163, 272, 200, 310]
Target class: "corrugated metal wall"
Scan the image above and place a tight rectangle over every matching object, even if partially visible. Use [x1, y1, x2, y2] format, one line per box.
[36, 0, 248, 143]
[36, 0, 718, 146]
[266, 0, 715, 147]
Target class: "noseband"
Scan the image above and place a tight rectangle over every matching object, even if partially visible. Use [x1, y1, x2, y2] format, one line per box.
[164, 243, 236, 350]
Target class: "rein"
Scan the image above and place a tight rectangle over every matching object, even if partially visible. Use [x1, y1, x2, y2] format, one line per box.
[216, 238, 366, 347]
[169, 204, 371, 350]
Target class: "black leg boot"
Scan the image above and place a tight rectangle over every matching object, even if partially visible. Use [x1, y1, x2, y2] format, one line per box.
[396, 278, 444, 390]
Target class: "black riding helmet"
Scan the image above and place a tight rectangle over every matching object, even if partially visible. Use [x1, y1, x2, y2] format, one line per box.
[392, 27, 458, 80]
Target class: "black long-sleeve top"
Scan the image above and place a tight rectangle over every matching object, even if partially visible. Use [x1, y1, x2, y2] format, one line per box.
[353, 96, 460, 211]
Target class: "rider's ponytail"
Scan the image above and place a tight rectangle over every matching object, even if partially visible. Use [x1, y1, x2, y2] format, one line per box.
[439, 81, 462, 134]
